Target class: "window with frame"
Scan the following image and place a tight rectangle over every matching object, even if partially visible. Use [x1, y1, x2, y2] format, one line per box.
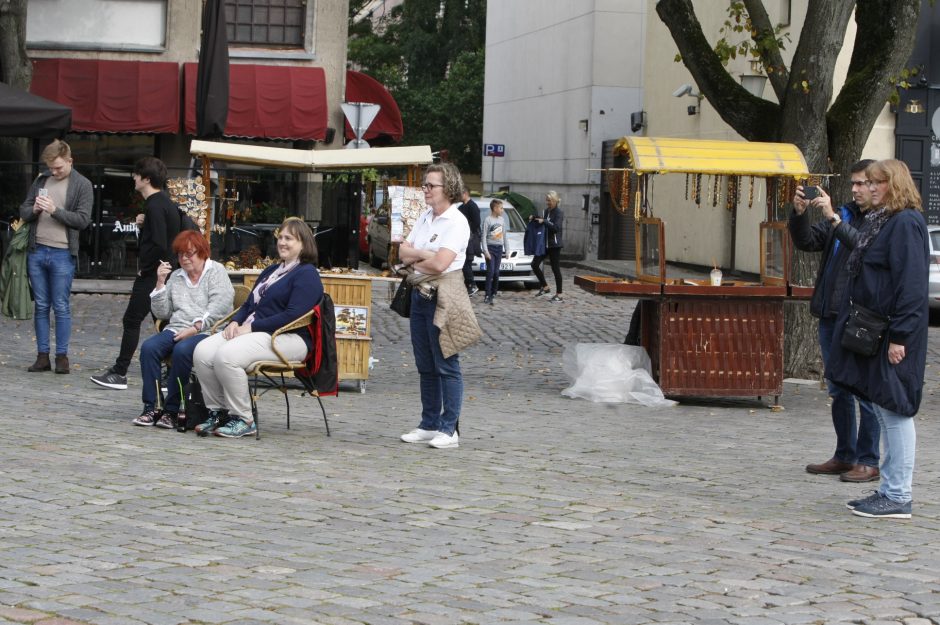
[224, 0, 307, 47]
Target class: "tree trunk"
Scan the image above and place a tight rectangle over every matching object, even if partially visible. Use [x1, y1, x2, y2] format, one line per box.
[655, 0, 921, 377]
[0, 0, 33, 164]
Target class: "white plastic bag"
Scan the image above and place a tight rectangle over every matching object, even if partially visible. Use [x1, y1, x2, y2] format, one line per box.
[561, 343, 676, 407]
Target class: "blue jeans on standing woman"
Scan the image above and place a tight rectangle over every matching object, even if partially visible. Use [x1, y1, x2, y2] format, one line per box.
[819, 317, 880, 466]
[484, 244, 503, 298]
[27, 245, 75, 355]
[871, 403, 915, 503]
[139, 329, 208, 413]
[410, 288, 462, 435]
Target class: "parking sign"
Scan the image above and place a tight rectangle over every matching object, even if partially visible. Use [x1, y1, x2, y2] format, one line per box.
[483, 143, 505, 157]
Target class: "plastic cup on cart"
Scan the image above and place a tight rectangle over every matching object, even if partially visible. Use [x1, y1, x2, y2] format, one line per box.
[710, 268, 722, 286]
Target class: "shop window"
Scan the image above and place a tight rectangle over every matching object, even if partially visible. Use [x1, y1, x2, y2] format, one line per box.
[225, 0, 307, 47]
[27, 0, 166, 51]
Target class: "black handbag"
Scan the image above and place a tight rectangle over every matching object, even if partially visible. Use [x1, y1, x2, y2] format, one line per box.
[841, 299, 889, 357]
[180, 375, 208, 432]
[390, 278, 413, 318]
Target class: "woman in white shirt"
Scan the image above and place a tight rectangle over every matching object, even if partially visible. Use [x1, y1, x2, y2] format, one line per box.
[398, 163, 480, 449]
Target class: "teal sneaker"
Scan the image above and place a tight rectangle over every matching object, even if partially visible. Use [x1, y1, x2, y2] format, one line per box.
[195, 410, 229, 437]
[213, 418, 257, 438]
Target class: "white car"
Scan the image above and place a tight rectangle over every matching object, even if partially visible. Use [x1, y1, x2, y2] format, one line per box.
[929, 225, 940, 311]
[471, 197, 538, 285]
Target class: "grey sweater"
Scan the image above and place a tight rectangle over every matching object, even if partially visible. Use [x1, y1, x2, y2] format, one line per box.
[150, 259, 234, 333]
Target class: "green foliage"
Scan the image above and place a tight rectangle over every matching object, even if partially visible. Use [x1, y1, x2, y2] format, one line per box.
[249, 202, 288, 224]
[712, 1, 789, 75]
[347, 0, 486, 174]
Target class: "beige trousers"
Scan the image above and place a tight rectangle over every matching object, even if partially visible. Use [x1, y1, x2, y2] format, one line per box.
[192, 330, 308, 421]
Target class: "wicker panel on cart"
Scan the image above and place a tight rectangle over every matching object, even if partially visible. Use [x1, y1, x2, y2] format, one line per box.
[656, 298, 784, 397]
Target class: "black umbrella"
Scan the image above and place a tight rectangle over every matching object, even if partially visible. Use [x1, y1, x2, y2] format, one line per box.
[0, 82, 71, 138]
[195, 0, 229, 138]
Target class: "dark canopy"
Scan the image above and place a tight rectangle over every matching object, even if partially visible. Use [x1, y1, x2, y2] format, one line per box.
[0, 81, 71, 138]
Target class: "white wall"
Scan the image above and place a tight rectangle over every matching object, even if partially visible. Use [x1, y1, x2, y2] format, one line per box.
[483, 0, 647, 257]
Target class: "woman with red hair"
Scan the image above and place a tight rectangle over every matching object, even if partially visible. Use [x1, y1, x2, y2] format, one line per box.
[133, 230, 234, 429]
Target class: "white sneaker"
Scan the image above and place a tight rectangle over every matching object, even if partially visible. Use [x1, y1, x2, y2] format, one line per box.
[428, 432, 459, 449]
[401, 428, 438, 443]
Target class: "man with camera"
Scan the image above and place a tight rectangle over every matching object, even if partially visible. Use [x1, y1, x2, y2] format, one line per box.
[789, 159, 880, 483]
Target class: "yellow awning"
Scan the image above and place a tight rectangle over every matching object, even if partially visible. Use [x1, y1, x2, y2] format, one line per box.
[613, 136, 809, 177]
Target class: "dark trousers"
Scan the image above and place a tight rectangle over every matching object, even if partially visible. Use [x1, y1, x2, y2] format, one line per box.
[462, 236, 480, 288]
[532, 247, 563, 293]
[113, 272, 158, 376]
[484, 245, 503, 298]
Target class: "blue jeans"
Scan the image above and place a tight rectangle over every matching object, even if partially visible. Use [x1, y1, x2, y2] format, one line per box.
[27, 245, 75, 355]
[819, 317, 880, 466]
[410, 289, 462, 435]
[484, 245, 503, 297]
[140, 330, 208, 413]
[872, 403, 915, 503]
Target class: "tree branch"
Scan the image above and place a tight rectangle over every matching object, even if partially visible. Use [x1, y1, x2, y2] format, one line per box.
[828, 0, 920, 166]
[655, 0, 780, 141]
[742, 0, 789, 100]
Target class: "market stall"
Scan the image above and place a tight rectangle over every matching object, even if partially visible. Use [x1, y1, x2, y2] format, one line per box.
[577, 137, 817, 405]
[190, 139, 433, 392]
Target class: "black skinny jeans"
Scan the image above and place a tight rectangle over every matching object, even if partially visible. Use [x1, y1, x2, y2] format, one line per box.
[532, 247, 562, 293]
[112, 272, 158, 375]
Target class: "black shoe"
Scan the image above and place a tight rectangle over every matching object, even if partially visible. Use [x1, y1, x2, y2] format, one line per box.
[468, 285, 480, 296]
[482, 295, 492, 304]
[535, 287, 550, 297]
[90, 370, 128, 390]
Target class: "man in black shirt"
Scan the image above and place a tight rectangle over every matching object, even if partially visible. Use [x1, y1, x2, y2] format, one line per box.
[91, 157, 182, 390]
[457, 187, 481, 295]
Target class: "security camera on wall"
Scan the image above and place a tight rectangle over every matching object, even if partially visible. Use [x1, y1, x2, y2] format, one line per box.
[630, 111, 646, 133]
[672, 84, 693, 97]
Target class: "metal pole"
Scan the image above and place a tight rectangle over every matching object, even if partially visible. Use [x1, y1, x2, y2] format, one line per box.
[490, 156, 495, 194]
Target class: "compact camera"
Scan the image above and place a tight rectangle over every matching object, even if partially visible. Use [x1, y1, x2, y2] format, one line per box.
[801, 185, 820, 201]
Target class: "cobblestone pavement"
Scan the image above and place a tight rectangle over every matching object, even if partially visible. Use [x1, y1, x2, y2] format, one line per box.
[2, 277, 940, 625]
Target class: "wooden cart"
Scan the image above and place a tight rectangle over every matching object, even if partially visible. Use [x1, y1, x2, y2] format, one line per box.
[578, 137, 818, 405]
[192, 139, 432, 393]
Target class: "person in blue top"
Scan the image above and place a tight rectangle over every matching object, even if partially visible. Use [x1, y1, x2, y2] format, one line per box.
[790, 160, 880, 484]
[192, 217, 323, 438]
[827, 159, 930, 519]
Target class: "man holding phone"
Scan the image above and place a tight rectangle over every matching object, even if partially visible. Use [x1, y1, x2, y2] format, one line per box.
[18, 139, 93, 374]
[789, 160, 880, 483]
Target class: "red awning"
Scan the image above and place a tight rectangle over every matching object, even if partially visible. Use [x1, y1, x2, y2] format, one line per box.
[184, 63, 328, 140]
[344, 70, 403, 144]
[30, 59, 180, 134]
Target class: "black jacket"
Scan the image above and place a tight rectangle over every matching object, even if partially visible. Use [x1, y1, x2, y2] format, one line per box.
[458, 198, 481, 256]
[138, 190, 182, 276]
[543, 206, 564, 248]
[788, 201, 864, 318]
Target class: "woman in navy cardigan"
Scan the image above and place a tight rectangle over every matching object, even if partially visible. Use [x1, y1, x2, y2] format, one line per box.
[192, 217, 323, 438]
[827, 159, 929, 519]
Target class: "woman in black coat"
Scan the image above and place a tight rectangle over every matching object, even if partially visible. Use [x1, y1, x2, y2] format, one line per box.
[530, 190, 564, 302]
[827, 159, 929, 520]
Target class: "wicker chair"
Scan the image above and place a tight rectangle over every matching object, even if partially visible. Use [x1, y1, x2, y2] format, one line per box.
[208, 287, 332, 440]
